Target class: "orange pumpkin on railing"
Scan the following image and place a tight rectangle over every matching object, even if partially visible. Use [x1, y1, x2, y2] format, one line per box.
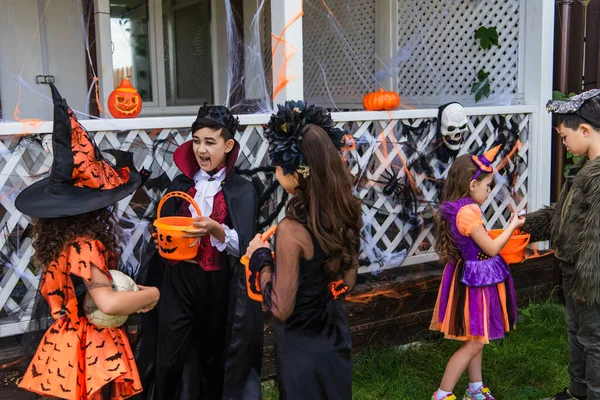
[108, 78, 143, 118]
[362, 88, 401, 111]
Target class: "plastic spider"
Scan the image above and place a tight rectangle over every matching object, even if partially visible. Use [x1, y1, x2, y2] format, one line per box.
[376, 169, 406, 201]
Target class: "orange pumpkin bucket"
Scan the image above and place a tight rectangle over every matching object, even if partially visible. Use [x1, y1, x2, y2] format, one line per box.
[488, 229, 531, 264]
[153, 191, 202, 260]
[241, 225, 278, 302]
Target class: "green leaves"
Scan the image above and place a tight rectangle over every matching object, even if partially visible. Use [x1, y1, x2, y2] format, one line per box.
[564, 152, 582, 178]
[552, 90, 576, 101]
[471, 26, 498, 102]
[471, 69, 491, 102]
[475, 26, 499, 50]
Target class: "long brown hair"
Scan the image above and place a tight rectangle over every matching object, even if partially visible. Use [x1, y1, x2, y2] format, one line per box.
[435, 154, 490, 263]
[285, 124, 362, 279]
[31, 207, 122, 271]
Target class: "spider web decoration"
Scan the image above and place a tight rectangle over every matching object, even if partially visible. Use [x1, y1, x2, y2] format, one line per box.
[0, 111, 530, 336]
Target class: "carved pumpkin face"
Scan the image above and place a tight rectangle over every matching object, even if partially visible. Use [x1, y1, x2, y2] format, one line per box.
[108, 79, 143, 118]
[158, 233, 178, 255]
[362, 88, 401, 111]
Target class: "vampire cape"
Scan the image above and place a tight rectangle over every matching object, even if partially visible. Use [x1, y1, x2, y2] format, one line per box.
[134, 140, 262, 400]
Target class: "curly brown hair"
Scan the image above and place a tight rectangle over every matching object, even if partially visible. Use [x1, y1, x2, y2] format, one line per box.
[31, 207, 122, 271]
[435, 154, 490, 263]
[285, 124, 363, 279]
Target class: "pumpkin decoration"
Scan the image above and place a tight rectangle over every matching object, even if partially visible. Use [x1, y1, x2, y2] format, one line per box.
[362, 88, 401, 111]
[108, 78, 143, 118]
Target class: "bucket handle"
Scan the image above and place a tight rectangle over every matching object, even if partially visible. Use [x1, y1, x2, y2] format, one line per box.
[241, 224, 278, 266]
[260, 224, 278, 242]
[157, 191, 201, 219]
[504, 233, 531, 253]
[242, 224, 278, 302]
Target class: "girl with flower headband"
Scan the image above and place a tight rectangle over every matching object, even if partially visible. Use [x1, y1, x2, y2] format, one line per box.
[430, 146, 525, 400]
[244, 101, 362, 399]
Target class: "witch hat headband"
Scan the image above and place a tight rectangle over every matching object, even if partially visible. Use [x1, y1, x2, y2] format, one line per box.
[471, 144, 501, 180]
[15, 83, 145, 218]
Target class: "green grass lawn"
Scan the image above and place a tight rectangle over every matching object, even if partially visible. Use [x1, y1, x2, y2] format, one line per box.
[262, 302, 569, 399]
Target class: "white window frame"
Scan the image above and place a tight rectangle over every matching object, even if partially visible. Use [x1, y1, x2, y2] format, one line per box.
[97, 0, 228, 116]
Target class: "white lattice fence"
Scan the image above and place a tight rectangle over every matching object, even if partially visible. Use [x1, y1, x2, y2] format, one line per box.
[301, 0, 522, 109]
[303, 0, 377, 108]
[0, 108, 531, 336]
[396, 0, 520, 101]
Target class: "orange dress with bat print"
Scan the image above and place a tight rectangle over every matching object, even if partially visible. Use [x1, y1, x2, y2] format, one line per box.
[19, 238, 142, 399]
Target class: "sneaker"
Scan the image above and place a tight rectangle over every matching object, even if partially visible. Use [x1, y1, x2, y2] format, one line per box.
[463, 385, 496, 400]
[550, 388, 586, 400]
[431, 392, 457, 400]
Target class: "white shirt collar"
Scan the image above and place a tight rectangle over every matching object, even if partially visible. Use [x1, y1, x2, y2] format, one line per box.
[192, 167, 226, 183]
[189, 168, 226, 217]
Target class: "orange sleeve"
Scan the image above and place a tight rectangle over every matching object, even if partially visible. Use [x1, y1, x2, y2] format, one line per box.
[66, 238, 111, 280]
[456, 204, 484, 236]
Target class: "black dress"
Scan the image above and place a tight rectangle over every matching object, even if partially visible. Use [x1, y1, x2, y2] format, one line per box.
[258, 220, 352, 400]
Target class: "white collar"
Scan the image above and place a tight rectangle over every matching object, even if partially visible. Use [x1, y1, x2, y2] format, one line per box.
[189, 168, 226, 218]
[192, 167, 226, 183]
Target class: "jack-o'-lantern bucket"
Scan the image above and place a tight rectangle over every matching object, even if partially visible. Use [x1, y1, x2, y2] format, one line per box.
[241, 225, 278, 302]
[153, 191, 202, 260]
[488, 229, 530, 264]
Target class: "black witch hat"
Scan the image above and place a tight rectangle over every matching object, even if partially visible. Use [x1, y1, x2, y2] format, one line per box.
[15, 83, 145, 218]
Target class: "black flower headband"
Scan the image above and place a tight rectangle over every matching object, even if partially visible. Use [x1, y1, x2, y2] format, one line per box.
[264, 101, 346, 176]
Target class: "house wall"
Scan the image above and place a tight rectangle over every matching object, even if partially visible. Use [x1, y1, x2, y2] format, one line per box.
[0, 0, 88, 121]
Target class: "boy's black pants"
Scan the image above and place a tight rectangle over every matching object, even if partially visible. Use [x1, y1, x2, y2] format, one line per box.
[154, 262, 231, 400]
[562, 261, 600, 400]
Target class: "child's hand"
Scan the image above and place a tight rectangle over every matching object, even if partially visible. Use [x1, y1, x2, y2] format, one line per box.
[152, 231, 158, 247]
[509, 212, 526, 230]
[137, 285, 160, 313]
[245, 234, 271, 259]
[183, 217, 219, 245]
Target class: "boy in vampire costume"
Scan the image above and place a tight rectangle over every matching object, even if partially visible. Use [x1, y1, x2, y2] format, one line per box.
[134, 105, 262, 400]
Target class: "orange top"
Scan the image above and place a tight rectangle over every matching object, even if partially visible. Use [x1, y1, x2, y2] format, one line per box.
[456, 204, 484, 236]
[19, 238, 142, 400]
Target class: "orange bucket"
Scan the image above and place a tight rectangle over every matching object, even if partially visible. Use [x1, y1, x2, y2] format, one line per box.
[153, 191, 202, 260]
[241, 225, 278, 302]
[488, 229, 531, 264]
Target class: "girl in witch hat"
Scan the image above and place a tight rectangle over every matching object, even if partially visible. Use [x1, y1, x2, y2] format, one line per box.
[16, 83, 160, 399]
[429, 146, 525, 400]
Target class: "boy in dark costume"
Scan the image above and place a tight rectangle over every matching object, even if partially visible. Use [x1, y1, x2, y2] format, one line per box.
[523, 90, 600, 400]
[135, 105, 262, 400]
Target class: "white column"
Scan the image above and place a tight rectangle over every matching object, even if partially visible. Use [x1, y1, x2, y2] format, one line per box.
[270, 0, 303, 105]
[93, 0, 114, 114]
[374, 0, 398, 92]
[523, 0, 554, 211]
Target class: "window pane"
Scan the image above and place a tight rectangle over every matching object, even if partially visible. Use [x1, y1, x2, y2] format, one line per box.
[163, 0, 213, 106]
[110, 0, 153, 102]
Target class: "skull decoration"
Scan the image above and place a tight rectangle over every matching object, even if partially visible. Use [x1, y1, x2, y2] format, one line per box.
[41, 134, 53, 155]
[437, 102, 468, 151]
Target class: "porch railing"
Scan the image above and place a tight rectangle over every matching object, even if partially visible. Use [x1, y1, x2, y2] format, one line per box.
[0, 105, 535, 337]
